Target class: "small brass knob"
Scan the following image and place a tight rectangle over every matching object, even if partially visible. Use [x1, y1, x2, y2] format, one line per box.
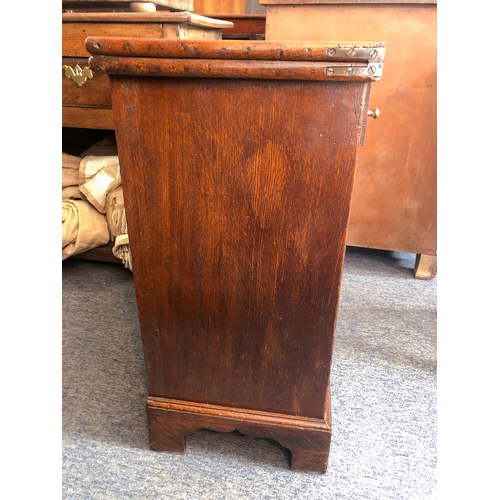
[367, 108, 380, 119]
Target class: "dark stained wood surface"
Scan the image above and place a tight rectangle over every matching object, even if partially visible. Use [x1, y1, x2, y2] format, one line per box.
[71, 241, 122, 263]
[86, 37, 385, 60]
[93, 38, 380, 471]
[214, 13, 265, 39]
[108, 74, 369, 418]
[147, 397, 332, 472]
[87, 38, 385, 82]
[62, 106, 115, 129]
[90, 56, 376, 81]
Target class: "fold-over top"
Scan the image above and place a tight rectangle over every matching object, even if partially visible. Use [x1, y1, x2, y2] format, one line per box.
[87, 37, 385, 82]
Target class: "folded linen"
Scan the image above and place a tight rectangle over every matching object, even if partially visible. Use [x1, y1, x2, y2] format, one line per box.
[79, 155, 121, 214]
[61, 138, 133, 270]
[62, 199, 110, 260]
[62, 152, 82, 201]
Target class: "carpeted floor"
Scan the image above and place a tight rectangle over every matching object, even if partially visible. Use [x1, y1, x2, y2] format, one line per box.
[62, 246, 437, 499]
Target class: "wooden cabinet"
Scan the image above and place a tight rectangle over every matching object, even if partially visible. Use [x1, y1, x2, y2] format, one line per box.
[193, 0, 245, 12]
[62, 1, 436, 278]
[61, 4, 265, 264]
[263, 0, 437, 278]
[62, 0, 264, 131]
[62, 7, 265, 129]
[87, 37, 385, 472]
[62, 8, 233, 129]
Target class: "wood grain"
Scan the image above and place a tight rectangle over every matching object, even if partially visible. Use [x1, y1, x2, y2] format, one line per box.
[96, 37, 379, 471]
[110, 74, 369, 418]
[147, 396, 332, 473]
[63, 22, 163, 57]
[192, 0, 246, 14]
[63, 15, 231, 57]
[90, 56, 378, 81]
[86, 36, 384, 60]
[62, 106, 114, 129]
[62, 12, 234, 27]
[62, 57, 112, 107]
[266, 3, 437, 258]
[215, 14, 265, 38]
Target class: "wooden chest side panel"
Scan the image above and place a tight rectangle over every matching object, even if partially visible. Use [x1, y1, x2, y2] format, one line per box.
[111, 76, 367, 419]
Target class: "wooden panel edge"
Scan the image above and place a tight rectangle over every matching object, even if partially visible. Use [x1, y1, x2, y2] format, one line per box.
[147, 397, 332, 430]
[63, 106, 115, 129]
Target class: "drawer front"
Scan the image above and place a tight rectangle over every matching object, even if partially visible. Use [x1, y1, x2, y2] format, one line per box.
[62, 107, 115, 130]
[63, 22, 223, 57]
[62, 21, 223, 128]
[62, 57, 112, 107]
[63, 22, 163, 57]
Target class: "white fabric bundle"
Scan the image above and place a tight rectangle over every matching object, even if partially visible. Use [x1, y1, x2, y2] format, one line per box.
[61, 138, 133, 269]
[62, 199, 110, 260]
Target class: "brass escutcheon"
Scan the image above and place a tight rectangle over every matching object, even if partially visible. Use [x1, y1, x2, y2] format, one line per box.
[62, 64, 93, 87]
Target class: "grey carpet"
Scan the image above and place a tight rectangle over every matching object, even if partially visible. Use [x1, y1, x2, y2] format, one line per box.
[62, 247, 437, 499]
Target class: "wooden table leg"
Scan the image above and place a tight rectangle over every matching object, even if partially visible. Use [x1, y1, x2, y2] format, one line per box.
[414, 253, 437, 279]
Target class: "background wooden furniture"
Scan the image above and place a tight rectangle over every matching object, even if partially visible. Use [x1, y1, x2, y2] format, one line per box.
[62, 6, 234, 130]
[63, 0, 436, 280]
[263, 0, 437, 279]
[62, 1, 263, 131]
[193, 0, 245, 12]
[62, 3, 264, 263]
[87, 37, 384, 472]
